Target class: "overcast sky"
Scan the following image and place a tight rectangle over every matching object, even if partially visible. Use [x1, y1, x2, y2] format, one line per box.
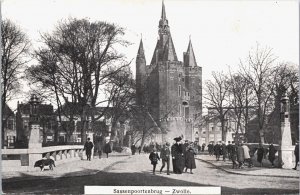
[2, 0, 299, 109]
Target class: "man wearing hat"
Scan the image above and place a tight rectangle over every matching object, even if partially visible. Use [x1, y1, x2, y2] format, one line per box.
[293, 140, 299, 170]
[171, 137, 184, 174]
[160, 142, 171, 175]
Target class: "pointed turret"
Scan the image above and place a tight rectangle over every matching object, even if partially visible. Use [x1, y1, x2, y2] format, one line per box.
[161, 0, 166, 21]
[136, 38, 146, 78]
[163, 36, 178, 62]
[159, 0, 169, 36]
[184, 38, 197, 67]
[136, 38, 146, 62]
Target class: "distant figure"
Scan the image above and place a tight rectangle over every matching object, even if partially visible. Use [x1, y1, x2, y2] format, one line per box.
[185, 146, 196, 174]
[84, 138, 94, 161]
[138, 146, 142, 154]
[237, 143, 244, 168]
[171, 137, 184, 174]
[131, 144, 136, 155]
[214, 142, 221, 161]
[227, 141, 233, 160]
[257, 143, 264, 167]
[201, 143, 206, 152]
[149, 148, 160, 175]
[293, 141, 299, 170]
[208, 142, 214, 156]
[104, 140, 112, 158]
[268, 143, 277, 167]
[95, 140, 102, 159]
[221, 141, 227, 162]
[160, 142, 171, 175]
[242, 143, 253, 167]
[231, 143, 238, 169]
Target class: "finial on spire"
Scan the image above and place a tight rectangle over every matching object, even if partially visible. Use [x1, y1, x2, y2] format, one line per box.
[189, 35, 191, 41]
[161, 0, 166, 20]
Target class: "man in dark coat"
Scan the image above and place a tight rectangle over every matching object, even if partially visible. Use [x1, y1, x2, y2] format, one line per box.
[84, 138, 94, 161]
[257, 143, 264, 167]
[214, 142, 221, 161]
[104, 140, 112, 158]
[131, 144, 136, 155]
[221, 141, 227, 162]
[268, 143, 277, 167]
[293, 141, 299, 170]
[231, 143, 238, 169]
[171, 137, 184, 174]
[201, 143, 206, 152]
[227, 141, 233, 160]
[237, 143, 244, 168]
[208, 142, 213, 156]
[182, 140, 189, 171]
[149, 148, 160, 175]
[160, 142, 171, 175]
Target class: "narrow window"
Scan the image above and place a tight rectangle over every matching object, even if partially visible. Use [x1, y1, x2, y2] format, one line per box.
[178, 85, 181, 97]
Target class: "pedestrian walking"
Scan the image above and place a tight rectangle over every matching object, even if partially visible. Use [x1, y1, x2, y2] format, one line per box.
[182, 140, 189, 171]
[208, 142, 214, 156]
[242, 143, 253, 167]
[214, 142, 221, 161]
[171, 137, 184, 174]
[221, 141, 227, 162]
[293, 141, 299, 170]
[149, 148, 160, 175]
[84, 138, 94, 161]
[268, 143, 277, 167]
[104, 139, 112, 158]
[201, 143, 206, 152]
[231, 143, 239, 169]
[227, 141, 232, 160]
[95, 139, 103, 159]
[131, 144, 136, 155]
[138, 146, 142, 154]
[184, 146, 196, 174]
[257, 143, 264, 167]
[237, 143, 245, 168]
[160, 142, 171, 175]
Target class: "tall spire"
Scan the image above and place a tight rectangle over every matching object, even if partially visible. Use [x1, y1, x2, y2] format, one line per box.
[161, 0, 166, 21]
[137, 38, 145, 61]
[184, 39, 197, 67]
[163, 36, 178, 62]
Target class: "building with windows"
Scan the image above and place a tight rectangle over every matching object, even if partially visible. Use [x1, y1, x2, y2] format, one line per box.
[16, 94, 56, 147]
[136, 1, 202, 142]
[3, 104, 16, 148]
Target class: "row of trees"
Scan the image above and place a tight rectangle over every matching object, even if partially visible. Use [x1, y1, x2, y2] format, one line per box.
[205, 44, 298, 143]
[1, 18, 160, 149]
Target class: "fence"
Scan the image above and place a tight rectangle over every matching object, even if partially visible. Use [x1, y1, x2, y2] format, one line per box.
[2, 145, 85, 172]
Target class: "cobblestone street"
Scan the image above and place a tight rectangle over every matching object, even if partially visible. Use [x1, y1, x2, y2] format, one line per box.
[3, 153, 299, 194]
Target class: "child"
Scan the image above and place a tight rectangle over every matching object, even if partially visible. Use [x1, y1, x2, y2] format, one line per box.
[149, 148, 160, 175]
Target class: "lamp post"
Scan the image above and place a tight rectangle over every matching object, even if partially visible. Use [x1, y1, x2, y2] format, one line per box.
[278, 92, 293, 168]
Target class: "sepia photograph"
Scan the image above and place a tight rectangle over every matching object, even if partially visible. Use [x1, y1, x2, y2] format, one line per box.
[1, 0, 299, 194]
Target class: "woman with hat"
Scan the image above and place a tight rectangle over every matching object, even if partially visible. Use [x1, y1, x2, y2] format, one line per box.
[171, 137, 184, 174]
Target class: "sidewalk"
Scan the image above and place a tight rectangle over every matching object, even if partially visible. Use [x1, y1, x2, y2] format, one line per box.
[2, 152, 131, 183]
[196, 154, 299, 178]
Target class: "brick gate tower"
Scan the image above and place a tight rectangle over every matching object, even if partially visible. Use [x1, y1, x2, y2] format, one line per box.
[136, 1, 202, 143]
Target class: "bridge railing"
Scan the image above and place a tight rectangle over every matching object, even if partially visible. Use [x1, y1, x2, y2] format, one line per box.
[2, 145, 85, 172]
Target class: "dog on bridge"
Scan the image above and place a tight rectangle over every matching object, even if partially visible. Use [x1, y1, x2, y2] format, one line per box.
[34, 158, 56, 171]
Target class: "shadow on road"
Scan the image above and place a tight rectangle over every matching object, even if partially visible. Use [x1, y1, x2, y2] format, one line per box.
[3, 168, 299, 194]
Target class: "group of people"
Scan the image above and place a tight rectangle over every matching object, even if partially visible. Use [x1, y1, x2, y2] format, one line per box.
[148, 136, 197, 175]
[83, 138, 112, 160]
[207, 140, 300, 169]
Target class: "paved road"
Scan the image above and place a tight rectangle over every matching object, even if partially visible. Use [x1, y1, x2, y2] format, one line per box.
[3, 154, 299, 194]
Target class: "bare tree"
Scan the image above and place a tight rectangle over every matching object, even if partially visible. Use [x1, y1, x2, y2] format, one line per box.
[26, 18, 130, 142]
[228, 71, 255, 137]
[205, 71, 231, 141]
[239, 44, 278, 143]
[1, 19, 31, 147]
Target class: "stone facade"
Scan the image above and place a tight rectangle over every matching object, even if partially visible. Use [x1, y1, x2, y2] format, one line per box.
[136, 1, 202, 143]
